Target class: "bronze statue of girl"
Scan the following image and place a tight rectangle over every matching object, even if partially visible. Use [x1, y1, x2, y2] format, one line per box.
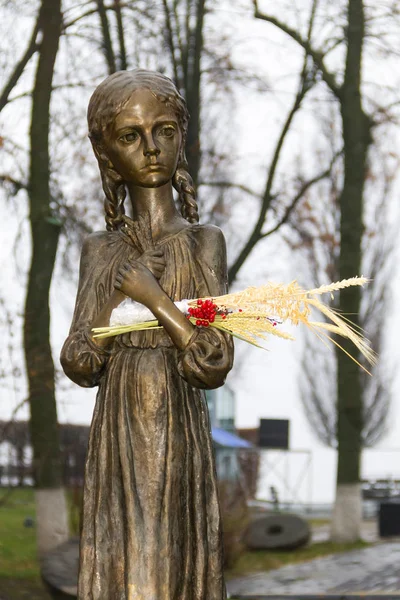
[61, 69, 234, 600]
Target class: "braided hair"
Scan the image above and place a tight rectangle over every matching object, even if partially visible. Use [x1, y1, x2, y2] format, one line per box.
[87, 70, 199, 231]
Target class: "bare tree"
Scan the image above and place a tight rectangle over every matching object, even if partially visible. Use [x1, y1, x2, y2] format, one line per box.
[252, 0, 400, 541]
[160, 0, 206, 186]
[24, 0, 70, 557]
[298, 176, 394, 449]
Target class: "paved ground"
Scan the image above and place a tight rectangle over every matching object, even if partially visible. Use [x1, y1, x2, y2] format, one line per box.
[227, 541, 400, 596]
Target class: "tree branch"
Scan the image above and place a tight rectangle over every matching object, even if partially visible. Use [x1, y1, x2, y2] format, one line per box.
[0, 18, 40, 113]
[0, 175, 27, 193]
[261, 150, 343, 238]
[198, 180, 263, 200]
[96, 0, 117, 74]
[183, 0, 191, 85]
[370, 98, 400, 126]
[115, 0, 127, 70]
[62, 2, 137, 30]
[228, 56, 315, 284]
[172, 0, 186, 88]
[253, 0, 341, 98]
[0, 398, 29, 444]
[162, 0, 180, 86]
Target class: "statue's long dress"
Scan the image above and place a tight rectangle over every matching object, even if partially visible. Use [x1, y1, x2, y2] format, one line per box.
[61, 223, 234, 600]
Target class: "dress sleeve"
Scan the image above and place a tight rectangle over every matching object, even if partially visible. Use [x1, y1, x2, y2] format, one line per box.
[177, 226, 234, 389]
[60, 235, 110, 388]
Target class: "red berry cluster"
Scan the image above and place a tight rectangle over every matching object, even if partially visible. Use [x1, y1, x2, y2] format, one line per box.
[187, 299, 218, 327]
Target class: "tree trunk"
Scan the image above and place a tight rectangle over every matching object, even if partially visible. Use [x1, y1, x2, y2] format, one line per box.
[24, 0, 68, 557]
[96, 0, 117, 74]
[185, 0, 205, 187]
[115, 0, 127, 70]
[17, 445, 25, 487]
[160, 0, 205, 187]
[331, 0, 371, 543]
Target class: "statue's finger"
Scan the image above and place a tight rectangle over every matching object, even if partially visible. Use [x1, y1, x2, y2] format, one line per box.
[149, 258, 165, 267]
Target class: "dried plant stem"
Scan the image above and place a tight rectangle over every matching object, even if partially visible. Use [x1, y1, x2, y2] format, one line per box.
[91, 277, 376, 371]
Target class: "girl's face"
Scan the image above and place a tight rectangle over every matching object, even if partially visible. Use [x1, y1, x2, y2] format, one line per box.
[103, 88, 182, 188]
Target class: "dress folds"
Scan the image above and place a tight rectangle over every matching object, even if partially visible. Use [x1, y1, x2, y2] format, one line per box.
[61, 223, 234, 600]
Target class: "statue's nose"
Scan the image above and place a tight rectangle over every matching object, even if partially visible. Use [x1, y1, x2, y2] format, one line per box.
[143, 135, 160, 157]
[144, 146, 160, 157]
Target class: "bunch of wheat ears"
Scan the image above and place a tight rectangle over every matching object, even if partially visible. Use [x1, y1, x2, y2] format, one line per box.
[93, 276, 376, 374]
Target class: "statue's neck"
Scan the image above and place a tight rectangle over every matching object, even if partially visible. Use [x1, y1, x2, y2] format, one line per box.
[127, 182, 188, 242]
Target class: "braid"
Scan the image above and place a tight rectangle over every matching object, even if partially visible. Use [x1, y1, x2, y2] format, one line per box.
[91, 142, 126, 231]
[173, 166, 199, 224]
[101, 170, 126, 231]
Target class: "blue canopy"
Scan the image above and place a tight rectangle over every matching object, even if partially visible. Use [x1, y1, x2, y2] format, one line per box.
[211, 427, 253, 449]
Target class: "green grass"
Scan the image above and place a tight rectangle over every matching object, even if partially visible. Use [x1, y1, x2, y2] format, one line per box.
[0, 488, 39, 579]
[225, 539, 370, 579]
[0, 486, 81, 578]
[0, 578, 51, 600]
[307, 517, 331, 527]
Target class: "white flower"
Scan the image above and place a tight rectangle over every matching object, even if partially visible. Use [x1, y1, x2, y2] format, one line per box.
[110, 298, 191, 326]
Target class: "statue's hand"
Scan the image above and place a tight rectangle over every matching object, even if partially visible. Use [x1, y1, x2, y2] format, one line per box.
[136, 248, 165, 280]
[114, 261, 162, 307]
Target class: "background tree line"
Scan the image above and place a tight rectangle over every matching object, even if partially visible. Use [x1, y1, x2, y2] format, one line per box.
[0, 0, 399, 557]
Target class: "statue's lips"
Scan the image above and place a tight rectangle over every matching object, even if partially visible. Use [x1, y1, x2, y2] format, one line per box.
[142, 163, 165, 171]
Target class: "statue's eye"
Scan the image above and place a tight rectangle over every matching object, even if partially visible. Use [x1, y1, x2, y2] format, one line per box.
[158, 126, 176, 138]
[120, 131, 139, 143]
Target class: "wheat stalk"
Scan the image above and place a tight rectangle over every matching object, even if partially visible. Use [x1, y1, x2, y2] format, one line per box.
[307, 276, 369, 296]
[91, 277, 376, 372]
